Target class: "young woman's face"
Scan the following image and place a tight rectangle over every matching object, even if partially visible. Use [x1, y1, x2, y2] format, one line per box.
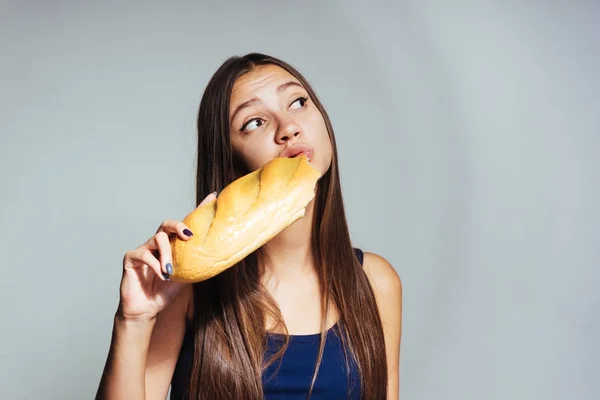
[229, 64, 333, 176]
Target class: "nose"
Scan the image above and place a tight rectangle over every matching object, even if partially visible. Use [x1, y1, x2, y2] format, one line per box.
[275, 116, 302, 144]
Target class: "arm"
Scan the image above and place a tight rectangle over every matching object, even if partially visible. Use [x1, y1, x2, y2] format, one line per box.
[95, 284, 192, 400]
[145, 284, 194, 399]
[363, 252, 403, 400]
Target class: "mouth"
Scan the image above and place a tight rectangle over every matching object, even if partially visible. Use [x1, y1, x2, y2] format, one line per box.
[281, 145, 313, 161]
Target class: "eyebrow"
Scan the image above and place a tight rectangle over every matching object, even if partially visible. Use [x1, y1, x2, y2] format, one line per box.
[230, 81, 305, 122]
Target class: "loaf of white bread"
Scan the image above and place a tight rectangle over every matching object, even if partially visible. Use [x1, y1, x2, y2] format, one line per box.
[169, 155, 321, 282]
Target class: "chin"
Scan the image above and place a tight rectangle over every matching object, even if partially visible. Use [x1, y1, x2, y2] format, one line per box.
[312, 158, 331, 179]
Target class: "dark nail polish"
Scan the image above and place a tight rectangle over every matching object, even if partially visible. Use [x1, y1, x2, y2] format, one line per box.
[162, 273, 170, 281]
[183, 229, 193, 237]
[166, 263, 173, 275]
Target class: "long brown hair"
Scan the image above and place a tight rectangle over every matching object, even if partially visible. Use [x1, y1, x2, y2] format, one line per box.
[186, 53, 387, 399]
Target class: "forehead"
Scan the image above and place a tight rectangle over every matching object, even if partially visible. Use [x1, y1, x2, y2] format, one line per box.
[230, 64, 301, 103]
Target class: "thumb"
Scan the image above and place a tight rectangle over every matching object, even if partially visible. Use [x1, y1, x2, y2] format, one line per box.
[198, 191, 217, 208]
[156, 282, 186, 309]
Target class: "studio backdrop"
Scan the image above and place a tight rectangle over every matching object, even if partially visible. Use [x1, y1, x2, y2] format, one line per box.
[1, 1, 598, 399]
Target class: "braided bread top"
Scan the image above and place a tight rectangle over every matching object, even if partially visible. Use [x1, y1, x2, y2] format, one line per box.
[169, 155, 321, 282]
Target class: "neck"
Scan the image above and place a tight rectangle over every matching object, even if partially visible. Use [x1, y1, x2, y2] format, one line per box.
[260, 200, 316, 282]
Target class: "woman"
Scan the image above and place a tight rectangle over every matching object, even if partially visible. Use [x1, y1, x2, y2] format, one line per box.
[96, 53, 402, 400]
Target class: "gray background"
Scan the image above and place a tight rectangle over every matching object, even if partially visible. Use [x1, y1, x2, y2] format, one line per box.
[1, 1, 599, 399]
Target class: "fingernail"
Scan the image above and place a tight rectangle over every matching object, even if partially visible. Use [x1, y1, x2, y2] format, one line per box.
[166, 263, 173, 275]
[211, 191, 218, 197]
[183, 229, 193, 237]
[162, 273, 170, 281]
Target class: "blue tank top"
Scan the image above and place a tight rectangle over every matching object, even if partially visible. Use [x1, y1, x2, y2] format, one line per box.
[169, 248, 364, 399]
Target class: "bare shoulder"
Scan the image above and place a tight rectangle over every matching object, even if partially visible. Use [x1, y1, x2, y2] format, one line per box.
[361, 251, 403, 335]
[362, 251, 403, 301]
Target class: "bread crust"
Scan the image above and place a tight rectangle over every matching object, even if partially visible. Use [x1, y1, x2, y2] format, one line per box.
[169, 155, 321, 282]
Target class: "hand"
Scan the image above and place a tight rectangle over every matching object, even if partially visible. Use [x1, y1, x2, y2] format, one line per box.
[116, 192, 217, 321]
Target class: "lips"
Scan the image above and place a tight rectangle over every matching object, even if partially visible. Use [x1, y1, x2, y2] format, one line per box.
[281, 144, 313, 161]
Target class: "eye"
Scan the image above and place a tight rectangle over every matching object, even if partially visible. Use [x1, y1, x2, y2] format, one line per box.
[240, 118, 265, 133]
[290, 96, 308, 110]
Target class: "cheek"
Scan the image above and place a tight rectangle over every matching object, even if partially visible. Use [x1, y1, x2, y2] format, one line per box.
[320, 139, 333, 171]
[312, 116, 331, 152]
[307, 117, 333, 172]
[237, 141, 276, 171]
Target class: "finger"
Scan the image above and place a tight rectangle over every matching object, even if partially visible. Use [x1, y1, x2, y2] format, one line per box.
[156, 219, 194, 240]
[132, 233, 169, 280]
[124, 248, 168, 281]
[138, 248, 167, 280]
[155, 192, 217, 239]
[154, 231, 173, 280]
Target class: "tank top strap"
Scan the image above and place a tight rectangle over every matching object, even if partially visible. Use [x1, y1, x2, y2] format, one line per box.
[353, 247, 364, 266]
